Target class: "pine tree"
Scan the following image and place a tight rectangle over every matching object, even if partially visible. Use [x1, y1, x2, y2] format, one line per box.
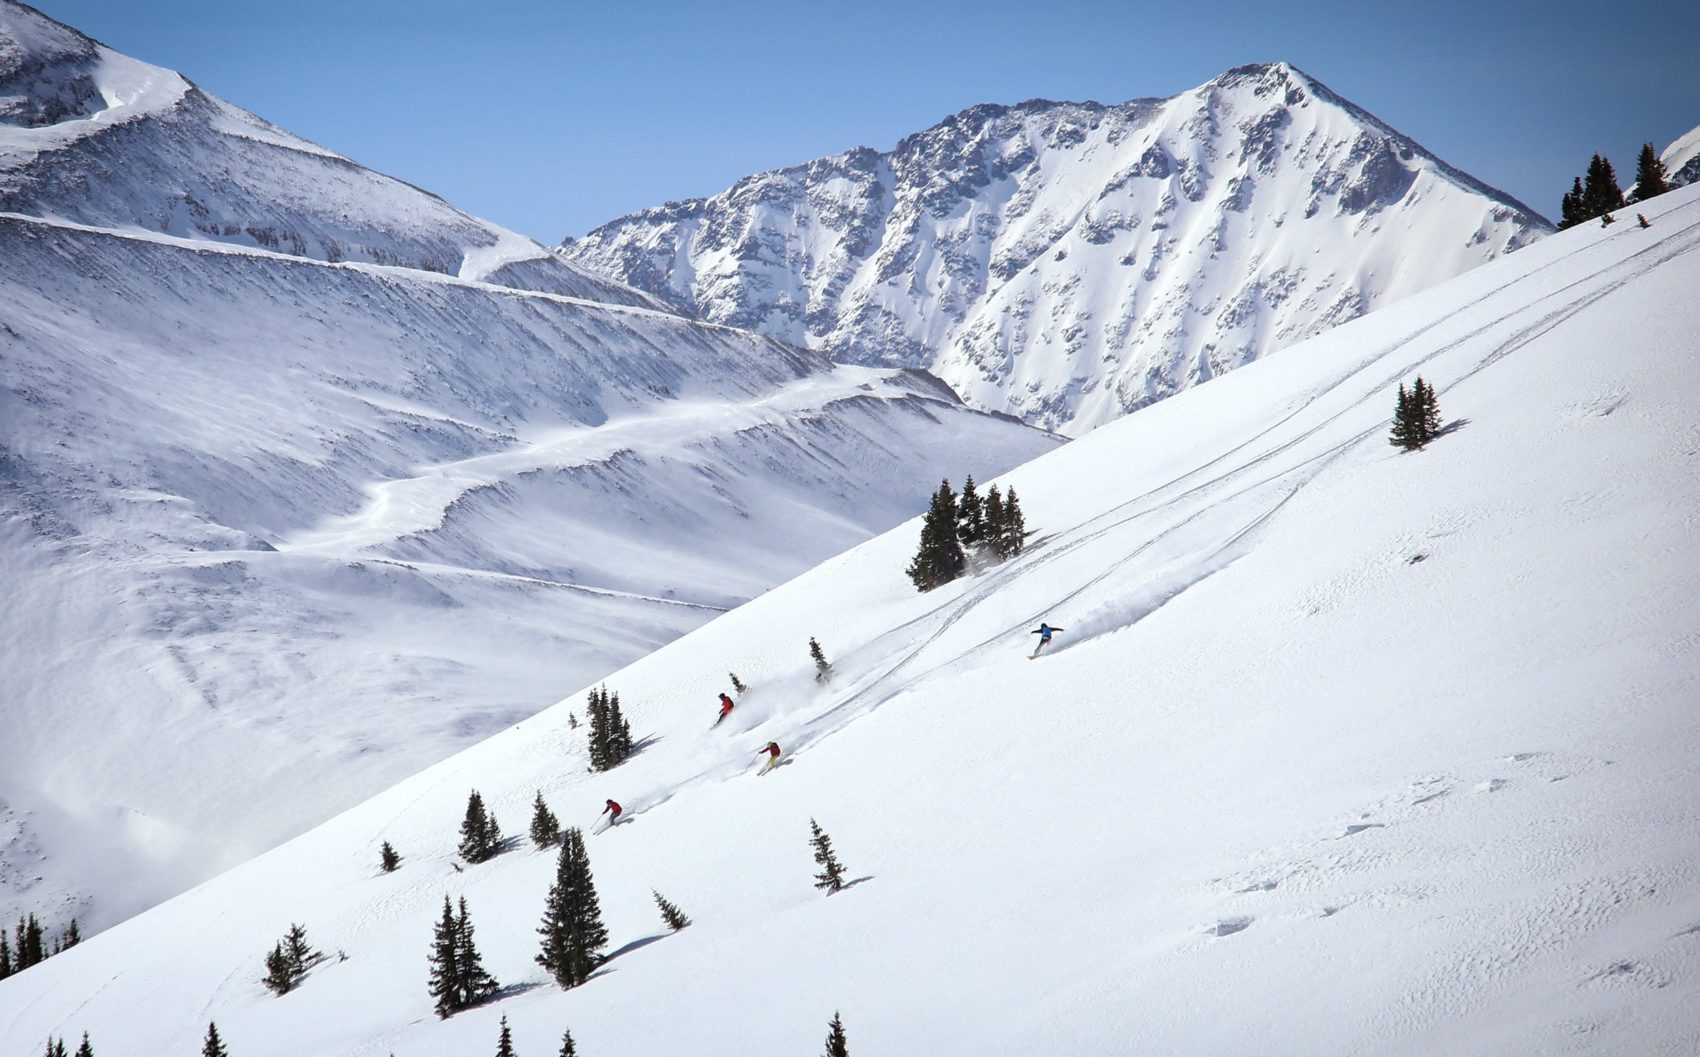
[495, 1015, 517, 1057]
[906, 479, 966, 591]
[1632, 142, 1669, 202]
[823, 1012, 849, 1057]
[586, 687, 610, 771]
[1389, 382, 1421, 451]
[956, 474, 985, 545]
[0, 929, 11, 979]
[263, 942, 295, 995]
[558, 1030, 578, 1057]
[74, 1033, 93, 1057]
[1582, 153, 1626, 220]
[283, 923, 317, 977]
[455, 897, 500, 1008]
[427, 897, 461, 1019]
[1415, 377, 1443, 443]
[983, 485, 1006, 553]
[809, 637, 834, 683]
[809, 818, 848, 894]
[607, 693, 633, 766]
[380, 841, 402, 873]
[458, 790, 502, 863]
[652, 890, 691, 931]
[59, 919, 79, 950]
[536, 828, 608, 989]
[1559, 176, 1584, 229]
[567, 711, 578, 729]
[530, 790, 562, 849]
[1000, 488, 1027, 558]
[729, 672, 748, 695]
[43, 1038, 67, 1057]
[201, 1022, 229, 1057]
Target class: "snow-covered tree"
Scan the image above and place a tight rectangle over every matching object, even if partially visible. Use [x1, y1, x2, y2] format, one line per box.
[458, 790, 502, 864]
[530, 790, 562, 849]
[807, 637, 834, 684]
[653, 890, 691, 931]
[537, 828, 608, 989]
[823, 1011, 849, 1057]
[809, 818, 848, 893]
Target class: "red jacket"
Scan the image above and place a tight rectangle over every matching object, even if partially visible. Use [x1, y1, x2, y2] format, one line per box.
[604, 800, 622, 817]
[762, 743, 780, 758]
[719, 695, 734, 714]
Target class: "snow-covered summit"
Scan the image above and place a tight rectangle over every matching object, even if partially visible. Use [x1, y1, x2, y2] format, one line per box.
[564, 62, 1552, 435]
[0, 0, 652, 304]
[5, 178, 1697, 1057]
[1662, 121, 1700, 188]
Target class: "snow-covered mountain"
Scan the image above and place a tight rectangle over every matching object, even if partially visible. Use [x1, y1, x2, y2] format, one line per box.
[6, 177, 1696, 1057]
[1663, 123, 1700, 188]
[0, 3, 1058, 935]
[0, 0, 651, 304]
[563, 63, 1552, 435]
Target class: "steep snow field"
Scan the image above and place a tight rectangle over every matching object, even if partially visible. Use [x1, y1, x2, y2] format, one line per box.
[1662, 122, 1700, 188]
[565, 62, 1549, 434]
[0, 208, 1058, 932]
[5, 179, 1696, 1056]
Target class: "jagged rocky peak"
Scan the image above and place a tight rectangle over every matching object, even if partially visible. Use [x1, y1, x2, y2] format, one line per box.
[0, 0, 657, 306]
[1663, 122, 1700, 188]
[565, 61, 1550, 435]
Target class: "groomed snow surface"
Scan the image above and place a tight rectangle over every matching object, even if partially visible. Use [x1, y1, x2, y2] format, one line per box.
[3, 178, 1697, 1056]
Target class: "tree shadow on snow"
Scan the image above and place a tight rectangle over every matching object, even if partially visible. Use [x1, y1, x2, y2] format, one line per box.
[1437, 417, 1471, 438]
[585, 933, 672, 984]
[486, 980, 548, 1004]
[834, 875, 875, 893]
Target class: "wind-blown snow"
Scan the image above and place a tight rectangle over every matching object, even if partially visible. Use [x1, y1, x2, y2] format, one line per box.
[564, 62, 1551, 435]
[5, 179, 1695, 1057]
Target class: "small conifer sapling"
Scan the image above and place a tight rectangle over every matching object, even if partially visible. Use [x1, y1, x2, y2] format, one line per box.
[530, 790, 562, 849]
[74, 1033, 93, 1057]
[202, 1022, 229, 1057]
[653, 889, 692, 931]
[495, 1016, 516, 1057]
[380, 840, 402, 873]
[729, 672, 748, 695]
[824, 1011, 849, 1057]
[809, 637, 834, 683]
[809, 818, 848, 894]
[558, 1030, 578, 1057]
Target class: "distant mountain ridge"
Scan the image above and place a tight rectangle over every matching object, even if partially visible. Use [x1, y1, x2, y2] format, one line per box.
[563, 62, 1552, 435]
[0, 0, 653, 305]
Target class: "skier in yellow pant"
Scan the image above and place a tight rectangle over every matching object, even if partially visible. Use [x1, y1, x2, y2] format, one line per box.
[755, 741, 782, 775]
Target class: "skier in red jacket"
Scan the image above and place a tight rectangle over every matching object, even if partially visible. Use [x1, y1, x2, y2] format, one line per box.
[715, 693, 735, 726]
[600, 799, 623, 827]
[755, 741, 782, 775]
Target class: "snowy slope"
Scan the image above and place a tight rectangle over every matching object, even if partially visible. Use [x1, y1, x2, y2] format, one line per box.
[1662, 122, 1700, 188]
[0, 206, 1058, 933]
[0, 0, 653, 305]
[563, 62, 1551, 435]
[6, 180, 1697, 1056]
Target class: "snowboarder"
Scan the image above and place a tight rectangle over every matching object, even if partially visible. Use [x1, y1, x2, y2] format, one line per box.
[755, 742, 783, 775]
[599, 799, 623, 828]
[714, 692, 735, 727]
[1030, 622, 1064, 657]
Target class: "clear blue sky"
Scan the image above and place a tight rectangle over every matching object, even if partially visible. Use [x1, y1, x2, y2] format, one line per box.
[33, 0, 1700, 241]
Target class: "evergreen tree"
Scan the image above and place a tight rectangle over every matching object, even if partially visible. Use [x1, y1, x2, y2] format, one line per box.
[1559, 176, 1584, 229]
[999, 488, 1027, 559]
[263, 942, 295, 995]
[1582, 153, 1626, 219]
[905, 479, 966, 591]
[567, 711, 578, 729]
[1389, 382, 1421, 451]
[43, 1038, 67, 1057]
[586, 687, 610, 771]
[530, 790, 562, 849]
[1, 929, 11, 979]
[458, 790, 502, 863]
[1632, 142, 1668, 202]
[455, 897, 501, 1008]
[1415, 377, 1444, 442]
[283, 923, 317, 977]
[823, 1012, 849, 1057]
[201, 1022, 229, 1057]
[427, 897, 461, 1019]
[380, 841, 402, 873]
[983, 485, 1006, 552]
[956, 474, 985, 544]
[74, 1033, 93, 1057]
[587, 687, 634, 771]
[607, 693, 633, 766]
[536, 828, 608, 989]
[558, 1030, 578, 1057]
[809, 637, 834, 683]
[495, 1016, 517, 1057]
[729, 672, 748, 695]
[59, 919, 79, 950]
[652, 890, 691, 931]
[808, 818, 848, 894]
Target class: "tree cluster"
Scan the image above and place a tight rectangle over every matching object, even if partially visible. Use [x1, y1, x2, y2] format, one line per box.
[586, 686, 634, 770]
[536, 828, 608, 989]
[262, 922, 322, 996]
[40, 1034, 94, 1057]
[1559, 153, 1626, 228]
[1389, 376, 1444, 452]
[907, 477, 1026, 592]
[2, 913, 78, 980]
[427, 896, 500, 1018]
[458, 790, 504, 864]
